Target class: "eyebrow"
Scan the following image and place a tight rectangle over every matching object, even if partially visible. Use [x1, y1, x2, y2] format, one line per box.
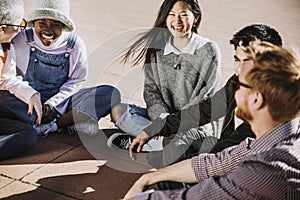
[234, 55, 250, 61]
[169, 10, 189, 13]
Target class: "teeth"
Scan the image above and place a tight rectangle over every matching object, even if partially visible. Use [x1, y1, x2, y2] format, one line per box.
[42, 34, 54, 40]
[173, 26, 183, 30]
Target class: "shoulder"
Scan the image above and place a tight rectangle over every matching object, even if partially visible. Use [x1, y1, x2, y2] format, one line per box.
[66, 33, 87, 58]
[72, 34, 86, 49]
[12, 30, 28, 46]
[248, 136, 300, 168]
[193, 34, 220, 55]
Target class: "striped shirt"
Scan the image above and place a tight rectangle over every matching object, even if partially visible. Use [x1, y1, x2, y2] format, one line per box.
[136, 117, 300, 199]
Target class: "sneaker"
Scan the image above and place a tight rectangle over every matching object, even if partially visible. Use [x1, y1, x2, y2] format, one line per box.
[107, 132, 135, 151]
[33, 119, 58, 138]
[66, 120, 98, 136]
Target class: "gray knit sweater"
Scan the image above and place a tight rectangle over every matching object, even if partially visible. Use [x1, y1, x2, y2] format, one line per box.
[144, 33, 222, 120]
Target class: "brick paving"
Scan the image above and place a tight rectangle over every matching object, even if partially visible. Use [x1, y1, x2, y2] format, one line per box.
[1, 0, 300, 199]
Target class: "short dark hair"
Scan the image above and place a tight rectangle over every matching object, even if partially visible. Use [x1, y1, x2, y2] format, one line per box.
[230, 24, 282, 49]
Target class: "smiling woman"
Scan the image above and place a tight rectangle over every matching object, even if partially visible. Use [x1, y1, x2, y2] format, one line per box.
[0, 0, 121, 139]
[108, 0, 222, 167]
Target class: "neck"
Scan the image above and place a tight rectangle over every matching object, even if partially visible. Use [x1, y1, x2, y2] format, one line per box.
[250, 113, 283, 139]
[172, 33, 192, 52]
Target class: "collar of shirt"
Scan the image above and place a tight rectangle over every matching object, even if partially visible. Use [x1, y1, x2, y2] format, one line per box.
[164, 33, 198, 55]
[0, 45, 5, 57]
[0, 45, 9, 63]
[250, 117, 300, 153]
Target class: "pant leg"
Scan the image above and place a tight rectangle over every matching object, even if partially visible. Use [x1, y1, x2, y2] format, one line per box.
[153, 181, 193, 191]
[115, 104, 163, 151]
[115, 104, 151, 137]
[0, 91, 36, 125]
[67, 85, 121, 121]
[0, 118, 38, 160]
[162, 127, 209, 167]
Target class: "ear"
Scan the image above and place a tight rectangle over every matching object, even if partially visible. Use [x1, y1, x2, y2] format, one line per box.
[194, 15, 200, 24]
[0, 25, 5, 33]
[251, 91, 265, 110]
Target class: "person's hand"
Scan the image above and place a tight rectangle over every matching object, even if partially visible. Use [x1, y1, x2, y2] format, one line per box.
[42, 104, 57, 123]
[123, 174, 150, 200]
[28, 93, 42, 125]
[129, 131, 150, 160]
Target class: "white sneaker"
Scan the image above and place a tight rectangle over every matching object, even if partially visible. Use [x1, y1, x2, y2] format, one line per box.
[67, 120, 98, 136]
[33, 119, 58, 138]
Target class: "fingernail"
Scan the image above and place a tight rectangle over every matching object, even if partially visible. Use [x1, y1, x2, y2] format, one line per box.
[28, 112, 32, 116]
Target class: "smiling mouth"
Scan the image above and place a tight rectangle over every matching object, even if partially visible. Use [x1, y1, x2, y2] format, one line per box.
[42, 34, 54, 40]
[172, 25, 183, 32]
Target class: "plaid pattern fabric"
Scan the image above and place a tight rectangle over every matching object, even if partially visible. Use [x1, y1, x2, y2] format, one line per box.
[137, 118, 300, 199]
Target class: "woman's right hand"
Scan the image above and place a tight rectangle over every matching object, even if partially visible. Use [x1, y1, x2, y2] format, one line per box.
[129, 131, 150, 160]
[28, 93, 42, 125]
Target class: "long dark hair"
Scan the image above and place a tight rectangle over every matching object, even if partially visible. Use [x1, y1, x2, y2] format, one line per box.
[122, 0, 202, 66]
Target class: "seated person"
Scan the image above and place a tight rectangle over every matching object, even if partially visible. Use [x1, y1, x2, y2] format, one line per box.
[124, 41, 300, 200]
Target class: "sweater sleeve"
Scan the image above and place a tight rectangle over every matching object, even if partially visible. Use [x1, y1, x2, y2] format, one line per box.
[143, 84, 229, 137]
[0, 47, 38, 104]
[143, 54, 170, 120]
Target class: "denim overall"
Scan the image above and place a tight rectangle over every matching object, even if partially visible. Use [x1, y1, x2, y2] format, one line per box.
[23, 28, 74, 103]
[0, 29, 120, 125]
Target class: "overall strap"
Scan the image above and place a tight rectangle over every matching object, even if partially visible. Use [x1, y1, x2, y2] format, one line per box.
[66, 33, 77, 49]
[25, 28, 35, 43]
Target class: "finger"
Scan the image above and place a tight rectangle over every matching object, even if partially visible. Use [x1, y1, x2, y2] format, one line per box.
[34, 104, 43, 125]
[28, 102, 33, 116]
[129, 141, 138, 160]
[137, 142, 143, 153]
[42, 113, 51, 123]
[35, 109, 42, 125]
[129, 144, 135, 160]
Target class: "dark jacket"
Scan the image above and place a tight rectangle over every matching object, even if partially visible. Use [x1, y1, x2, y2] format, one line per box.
[144, 74, 255, 153]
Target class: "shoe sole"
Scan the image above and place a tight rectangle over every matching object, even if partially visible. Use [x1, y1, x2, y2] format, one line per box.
[107, 132, 125, 147]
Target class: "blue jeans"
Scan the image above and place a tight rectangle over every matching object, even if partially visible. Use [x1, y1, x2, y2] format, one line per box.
[66, 85, 121, 122]
[115, 104, 163, 151]
[0, 85, 121, 125]
[0, 118, 37, 160]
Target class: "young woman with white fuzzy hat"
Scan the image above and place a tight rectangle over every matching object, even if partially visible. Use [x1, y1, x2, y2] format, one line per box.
[0, 0, 40, 160]
[0, 0, 121, 137]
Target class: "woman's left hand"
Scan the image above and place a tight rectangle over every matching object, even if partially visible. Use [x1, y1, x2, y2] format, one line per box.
[42, 104, 57, 123]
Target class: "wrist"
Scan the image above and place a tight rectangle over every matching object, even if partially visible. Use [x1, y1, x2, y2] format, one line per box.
[141, 173, 153, 186]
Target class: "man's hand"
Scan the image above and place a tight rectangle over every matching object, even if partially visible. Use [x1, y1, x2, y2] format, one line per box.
[28, 93, 42, 125]
[123, 174, 151, 200]
[129, 131, 150, 160]
[42, 104, 57, 123]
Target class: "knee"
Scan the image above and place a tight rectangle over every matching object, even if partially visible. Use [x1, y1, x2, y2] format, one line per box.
[110, 103, 127, 123]
[22, 125, 38, 146]
[97, 85, 121, 106]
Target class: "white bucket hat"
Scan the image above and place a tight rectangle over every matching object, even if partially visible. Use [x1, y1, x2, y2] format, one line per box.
[26, 0, 75, 32]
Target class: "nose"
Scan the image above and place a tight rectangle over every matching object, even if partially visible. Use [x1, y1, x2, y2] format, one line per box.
[175, 15, 182, 23]
[234, 62, 242, 75]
